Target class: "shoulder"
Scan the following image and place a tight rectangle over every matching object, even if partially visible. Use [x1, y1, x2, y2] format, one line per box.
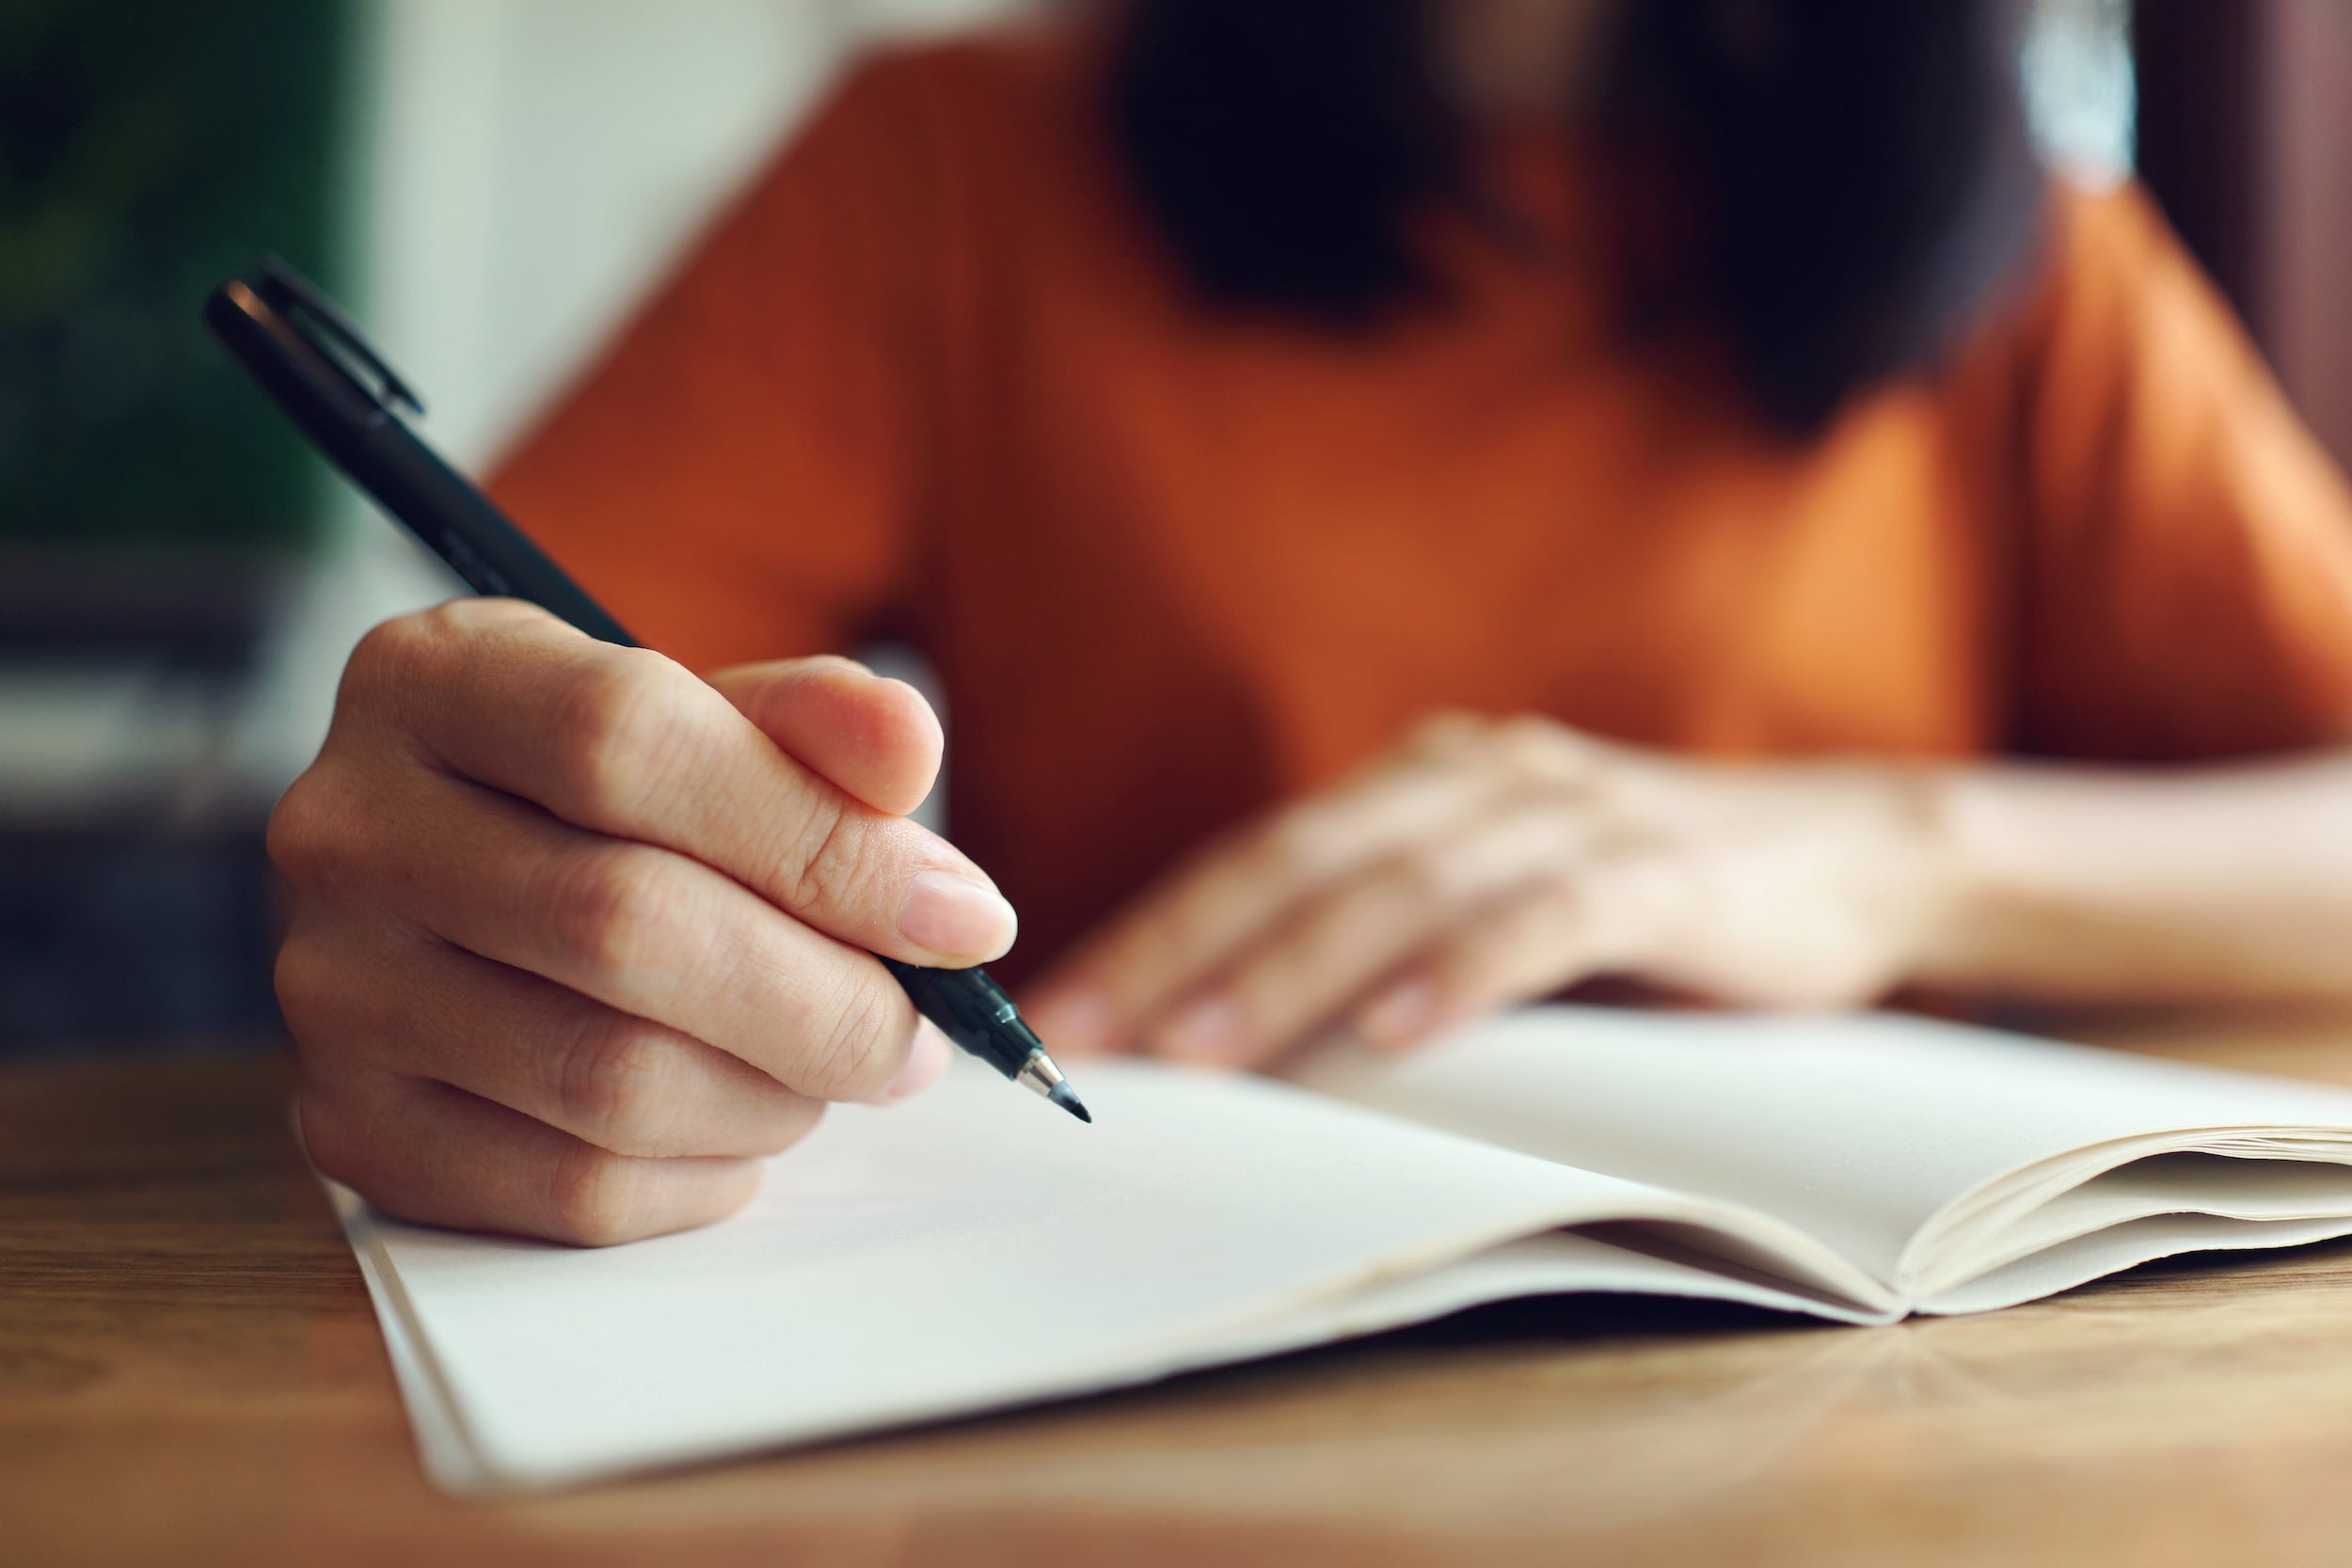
[1935, 170, 2269, 436]
[2037, 175, 2218, 323]
[2043, 174, 2174, 258]
[1972, 175, 2233, 364]
[723, 23, 1108, 264]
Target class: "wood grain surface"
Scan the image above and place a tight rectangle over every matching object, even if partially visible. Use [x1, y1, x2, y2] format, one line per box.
[10, 1011, 2352, 1568]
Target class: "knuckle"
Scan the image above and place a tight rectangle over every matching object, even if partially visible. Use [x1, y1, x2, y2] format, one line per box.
[553, 1019, 678, 1154]
[269, 768, 417, 941]
[1499, 714, 1556, 742]
[1408, 709, 1487, 757]
[1498, 715, 1591, 779]
[339, 610, 454, 724]
[547, 849, 675, 979]
[1495, 715, 1559, 763]
[272, 937, 339, 1044]
[1384, 845, 1458, 907]
[345, 611, 430, 689]
[266, 769, 340, 887]
[542, 1144, 647, 1247]
[547, 650, 683, 820]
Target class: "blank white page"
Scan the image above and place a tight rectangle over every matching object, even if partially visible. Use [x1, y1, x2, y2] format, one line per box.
[355, 1054, 1763, 1489]
[1303, 1007, 2352, 1291]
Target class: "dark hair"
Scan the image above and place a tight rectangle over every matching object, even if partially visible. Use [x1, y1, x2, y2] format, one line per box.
[1109, 0, 2043, 431]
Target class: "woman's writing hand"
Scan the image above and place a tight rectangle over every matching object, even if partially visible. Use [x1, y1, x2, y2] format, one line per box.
[272, 600, 1015, 1245]
[1026, 714, 1957, 1067]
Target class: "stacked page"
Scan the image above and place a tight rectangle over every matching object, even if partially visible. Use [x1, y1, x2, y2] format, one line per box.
[327, 1006, 2352, 1492]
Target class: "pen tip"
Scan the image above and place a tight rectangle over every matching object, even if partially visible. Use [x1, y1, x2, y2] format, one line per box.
[1048, 1083, 1092, 1124]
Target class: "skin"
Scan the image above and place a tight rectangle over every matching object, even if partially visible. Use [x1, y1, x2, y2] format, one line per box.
[277, 0, 2352, 1244]
[1019, 718, 2352, 1071]
[277, 600, 1006, 1244]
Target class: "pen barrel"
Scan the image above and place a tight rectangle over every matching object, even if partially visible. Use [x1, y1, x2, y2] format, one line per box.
[202, 275, 635, 650]
[346, 423, 639, 647]
[879, 959, 1041, 1080]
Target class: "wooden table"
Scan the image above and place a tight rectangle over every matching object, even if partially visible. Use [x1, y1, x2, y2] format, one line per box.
[11, 1015, 2352, 1568]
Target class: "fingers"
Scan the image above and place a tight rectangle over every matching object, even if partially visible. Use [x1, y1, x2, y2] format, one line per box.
[343, 600, 1010, 967]
[278, 921, 831, 1159]
[706, 657, 943, 818]
[1354, 851, 1689, 1051]
[279, 757, 929, 1104]
[1141, 800, 1611, 1068]
[299, 1064, 762, 1246]
[276, 604, 989, 1248]
[1031, 740, 1573, 1053]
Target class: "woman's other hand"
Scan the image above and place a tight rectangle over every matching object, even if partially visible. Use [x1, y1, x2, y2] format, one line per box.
[1025, 714, 1957, 1066]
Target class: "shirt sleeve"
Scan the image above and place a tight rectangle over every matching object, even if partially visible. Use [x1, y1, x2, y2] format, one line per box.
[2002, 180, 2352, 760]
[486, 52, 947, 674]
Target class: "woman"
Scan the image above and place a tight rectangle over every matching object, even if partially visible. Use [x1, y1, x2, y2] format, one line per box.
[273, 1, 2352, 1243]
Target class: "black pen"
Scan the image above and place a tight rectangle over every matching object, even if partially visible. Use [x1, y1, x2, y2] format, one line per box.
[205, 256, 1089, 1124]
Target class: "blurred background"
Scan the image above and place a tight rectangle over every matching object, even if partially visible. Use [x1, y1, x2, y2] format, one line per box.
[1, 0, 2345, 1058]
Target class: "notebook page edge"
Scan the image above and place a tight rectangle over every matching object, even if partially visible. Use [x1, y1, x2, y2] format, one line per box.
[336, 1050, 1895, 1489]
[326, 1180, 502, 1496]
[1311, 1006, 2352, 1297]
[1902, 1131, 2352, 1300]
[1914, 1211, 2352, 1315]
[375, 1182, 1866, 1488]
[358, 1053, 1900, 1495]
[373, 1218, 1893, 1493]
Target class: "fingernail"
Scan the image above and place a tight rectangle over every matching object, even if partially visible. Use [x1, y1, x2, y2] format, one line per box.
[1159, 994, 1247, 1064]
[1359, 978, 1439, 1050]
[1028, 988, 1118, 1056]
[897, 870, 1017, 960]
[882, 1023, 951, 1101]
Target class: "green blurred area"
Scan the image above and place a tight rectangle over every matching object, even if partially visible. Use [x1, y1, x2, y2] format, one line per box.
[0, 0, 348, 552]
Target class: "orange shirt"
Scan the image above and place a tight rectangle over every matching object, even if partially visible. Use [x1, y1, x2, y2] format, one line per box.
[493, 35, 2352, 978]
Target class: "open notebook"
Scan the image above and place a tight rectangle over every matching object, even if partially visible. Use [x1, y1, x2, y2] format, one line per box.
[329, 1006, 2352, 1493]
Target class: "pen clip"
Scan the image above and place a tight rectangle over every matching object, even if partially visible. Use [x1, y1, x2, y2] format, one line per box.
[246, 255, 426, 419]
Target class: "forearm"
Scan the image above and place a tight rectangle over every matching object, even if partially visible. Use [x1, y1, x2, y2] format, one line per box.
[1915, 750, 2352, 1006]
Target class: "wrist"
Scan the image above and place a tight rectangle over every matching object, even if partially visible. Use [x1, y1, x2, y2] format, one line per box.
[1899, 762, 2128, 996]
[1886, 761, 1983, 992]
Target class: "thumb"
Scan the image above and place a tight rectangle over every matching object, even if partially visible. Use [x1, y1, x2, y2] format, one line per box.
[705, 656, 945, 819]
